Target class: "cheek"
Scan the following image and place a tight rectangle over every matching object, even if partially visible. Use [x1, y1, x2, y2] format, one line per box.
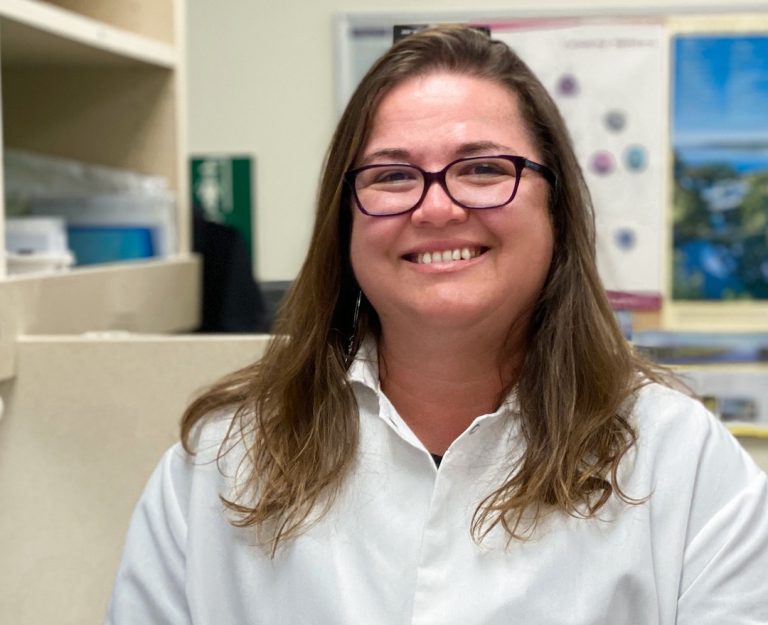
[350, 213, 399, 266]
[526, 215, 555, 272]
[487, 205, 554, 287]
[349, 215, 404, 311]
[349, 214, 380, 290]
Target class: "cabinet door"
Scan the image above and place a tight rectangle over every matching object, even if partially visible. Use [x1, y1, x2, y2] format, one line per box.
[0, 334, 268, 623]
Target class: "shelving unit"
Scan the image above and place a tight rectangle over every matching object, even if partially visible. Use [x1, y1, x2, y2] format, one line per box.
[0, 3, 206, 621]
[0, 0, 198, 380]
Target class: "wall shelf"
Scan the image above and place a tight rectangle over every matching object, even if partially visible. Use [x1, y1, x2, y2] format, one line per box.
[0, 0, 177, 68]
[0, 0, 196, 381]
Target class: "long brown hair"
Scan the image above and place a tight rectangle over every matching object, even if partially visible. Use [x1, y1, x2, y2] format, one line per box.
[181, 25, 669, 553]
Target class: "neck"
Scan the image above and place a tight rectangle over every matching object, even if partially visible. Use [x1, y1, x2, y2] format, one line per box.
[377, 323, 522, 455]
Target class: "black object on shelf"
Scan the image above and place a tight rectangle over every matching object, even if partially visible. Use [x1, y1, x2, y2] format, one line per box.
[192, 205, 269, 333]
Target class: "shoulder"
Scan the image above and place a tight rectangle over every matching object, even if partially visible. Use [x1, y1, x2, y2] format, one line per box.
[625, 381, 766, 533]
[628, 381, 760, 480]
[107, 410, 246, 621]
[185, 408, 245, 463]
[631, 380, 714, 430]
[630, 381, 738, 452]
[150, 409, 249, 514]
[627, 386, 768, 619]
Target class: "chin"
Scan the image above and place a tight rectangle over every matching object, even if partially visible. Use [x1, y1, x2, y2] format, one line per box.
[403, 298, 503, 330]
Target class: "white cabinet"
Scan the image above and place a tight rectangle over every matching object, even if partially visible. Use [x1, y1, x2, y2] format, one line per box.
[0, 0, 199, 380]
[0, 333, 270, 623]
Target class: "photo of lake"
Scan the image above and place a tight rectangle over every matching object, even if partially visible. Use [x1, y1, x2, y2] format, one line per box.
[672, 34, 768, 301]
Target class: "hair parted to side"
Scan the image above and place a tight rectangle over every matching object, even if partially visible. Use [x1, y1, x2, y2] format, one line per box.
[181, 25, 671, 554]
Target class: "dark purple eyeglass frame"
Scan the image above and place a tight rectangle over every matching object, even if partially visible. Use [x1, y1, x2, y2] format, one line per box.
[344, 154, 558, 217]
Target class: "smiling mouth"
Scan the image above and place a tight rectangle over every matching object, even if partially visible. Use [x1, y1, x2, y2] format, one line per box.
[403, 246, 488, 265]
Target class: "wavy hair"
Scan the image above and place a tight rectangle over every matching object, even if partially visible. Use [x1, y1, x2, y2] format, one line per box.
[181, 25, 669, 553]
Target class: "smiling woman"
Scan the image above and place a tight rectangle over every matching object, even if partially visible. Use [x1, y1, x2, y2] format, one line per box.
[349, 72, 556, 395]
[106, 25, 768, 625]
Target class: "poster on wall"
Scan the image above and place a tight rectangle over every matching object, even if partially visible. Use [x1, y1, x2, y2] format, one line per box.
[494, 22, 667, 297]
[671, 34, 768, 303]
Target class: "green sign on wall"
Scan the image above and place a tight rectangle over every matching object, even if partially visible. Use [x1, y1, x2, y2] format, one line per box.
[190, 155, 254, 262]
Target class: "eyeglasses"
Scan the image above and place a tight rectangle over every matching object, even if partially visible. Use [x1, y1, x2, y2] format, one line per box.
[345, 155, 557, 217]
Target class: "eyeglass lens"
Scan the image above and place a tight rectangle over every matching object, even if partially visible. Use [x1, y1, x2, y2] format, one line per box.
[353, 157, 520, 215]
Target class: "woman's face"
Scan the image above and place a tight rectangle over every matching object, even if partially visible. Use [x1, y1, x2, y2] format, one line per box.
[349, 71, 555, 340]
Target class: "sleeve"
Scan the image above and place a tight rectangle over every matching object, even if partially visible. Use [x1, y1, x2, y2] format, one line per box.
[675, 413, 768, 624]
[104, 445, 194, 625]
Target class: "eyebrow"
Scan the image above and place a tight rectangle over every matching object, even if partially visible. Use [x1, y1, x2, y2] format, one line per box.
[454, 141, 512, 156]
[359, 141, 514, 166]
[359, 148, 411, 165]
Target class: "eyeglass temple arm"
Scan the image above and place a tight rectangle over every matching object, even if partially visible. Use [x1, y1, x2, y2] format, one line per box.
[523, 158, 558, 190]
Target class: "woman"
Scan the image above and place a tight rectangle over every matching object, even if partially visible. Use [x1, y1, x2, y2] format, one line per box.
[107, 26, 768, 624]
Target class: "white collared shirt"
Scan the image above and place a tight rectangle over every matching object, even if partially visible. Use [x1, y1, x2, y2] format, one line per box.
[106, 347, 768, 624]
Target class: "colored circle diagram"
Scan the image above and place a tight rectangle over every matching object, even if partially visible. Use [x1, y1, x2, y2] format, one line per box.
[614, 227, 637, 251]
[604, 110, 627, 132]
[590, 150, 616, 176]
[556, 73, 579, 97]
[624, 145, 648, 172]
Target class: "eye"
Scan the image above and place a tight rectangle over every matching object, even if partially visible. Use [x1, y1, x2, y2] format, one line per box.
[375, 169, 416, 183]
[466, 162, 506, 175]
[359, 165, 421, 189]
[454, 158, 516, 183]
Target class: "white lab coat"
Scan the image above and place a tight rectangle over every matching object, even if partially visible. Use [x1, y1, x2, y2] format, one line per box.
[106, 349, 768, 624]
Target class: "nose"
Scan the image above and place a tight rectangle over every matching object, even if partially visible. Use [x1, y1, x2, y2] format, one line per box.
[411, 180, 468, 227]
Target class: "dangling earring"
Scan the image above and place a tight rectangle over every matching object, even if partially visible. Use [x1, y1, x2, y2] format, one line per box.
[344, 290, 362, 367]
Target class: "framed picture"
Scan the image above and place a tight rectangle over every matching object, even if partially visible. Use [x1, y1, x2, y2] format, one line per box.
[664, 13, 768, 330]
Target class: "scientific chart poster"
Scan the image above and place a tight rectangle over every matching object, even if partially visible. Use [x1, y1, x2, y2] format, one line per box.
[495, 22, 667, 295]
[672, 34, 768, 302]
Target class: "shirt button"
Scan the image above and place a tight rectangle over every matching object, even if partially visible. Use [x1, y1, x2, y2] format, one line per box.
[469, 423, 481, 434]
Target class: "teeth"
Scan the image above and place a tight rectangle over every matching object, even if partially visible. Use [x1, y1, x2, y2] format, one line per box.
[416, 247, 482, 264]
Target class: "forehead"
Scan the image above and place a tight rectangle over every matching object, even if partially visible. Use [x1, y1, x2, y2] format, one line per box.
[362, 71, 537, 161]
